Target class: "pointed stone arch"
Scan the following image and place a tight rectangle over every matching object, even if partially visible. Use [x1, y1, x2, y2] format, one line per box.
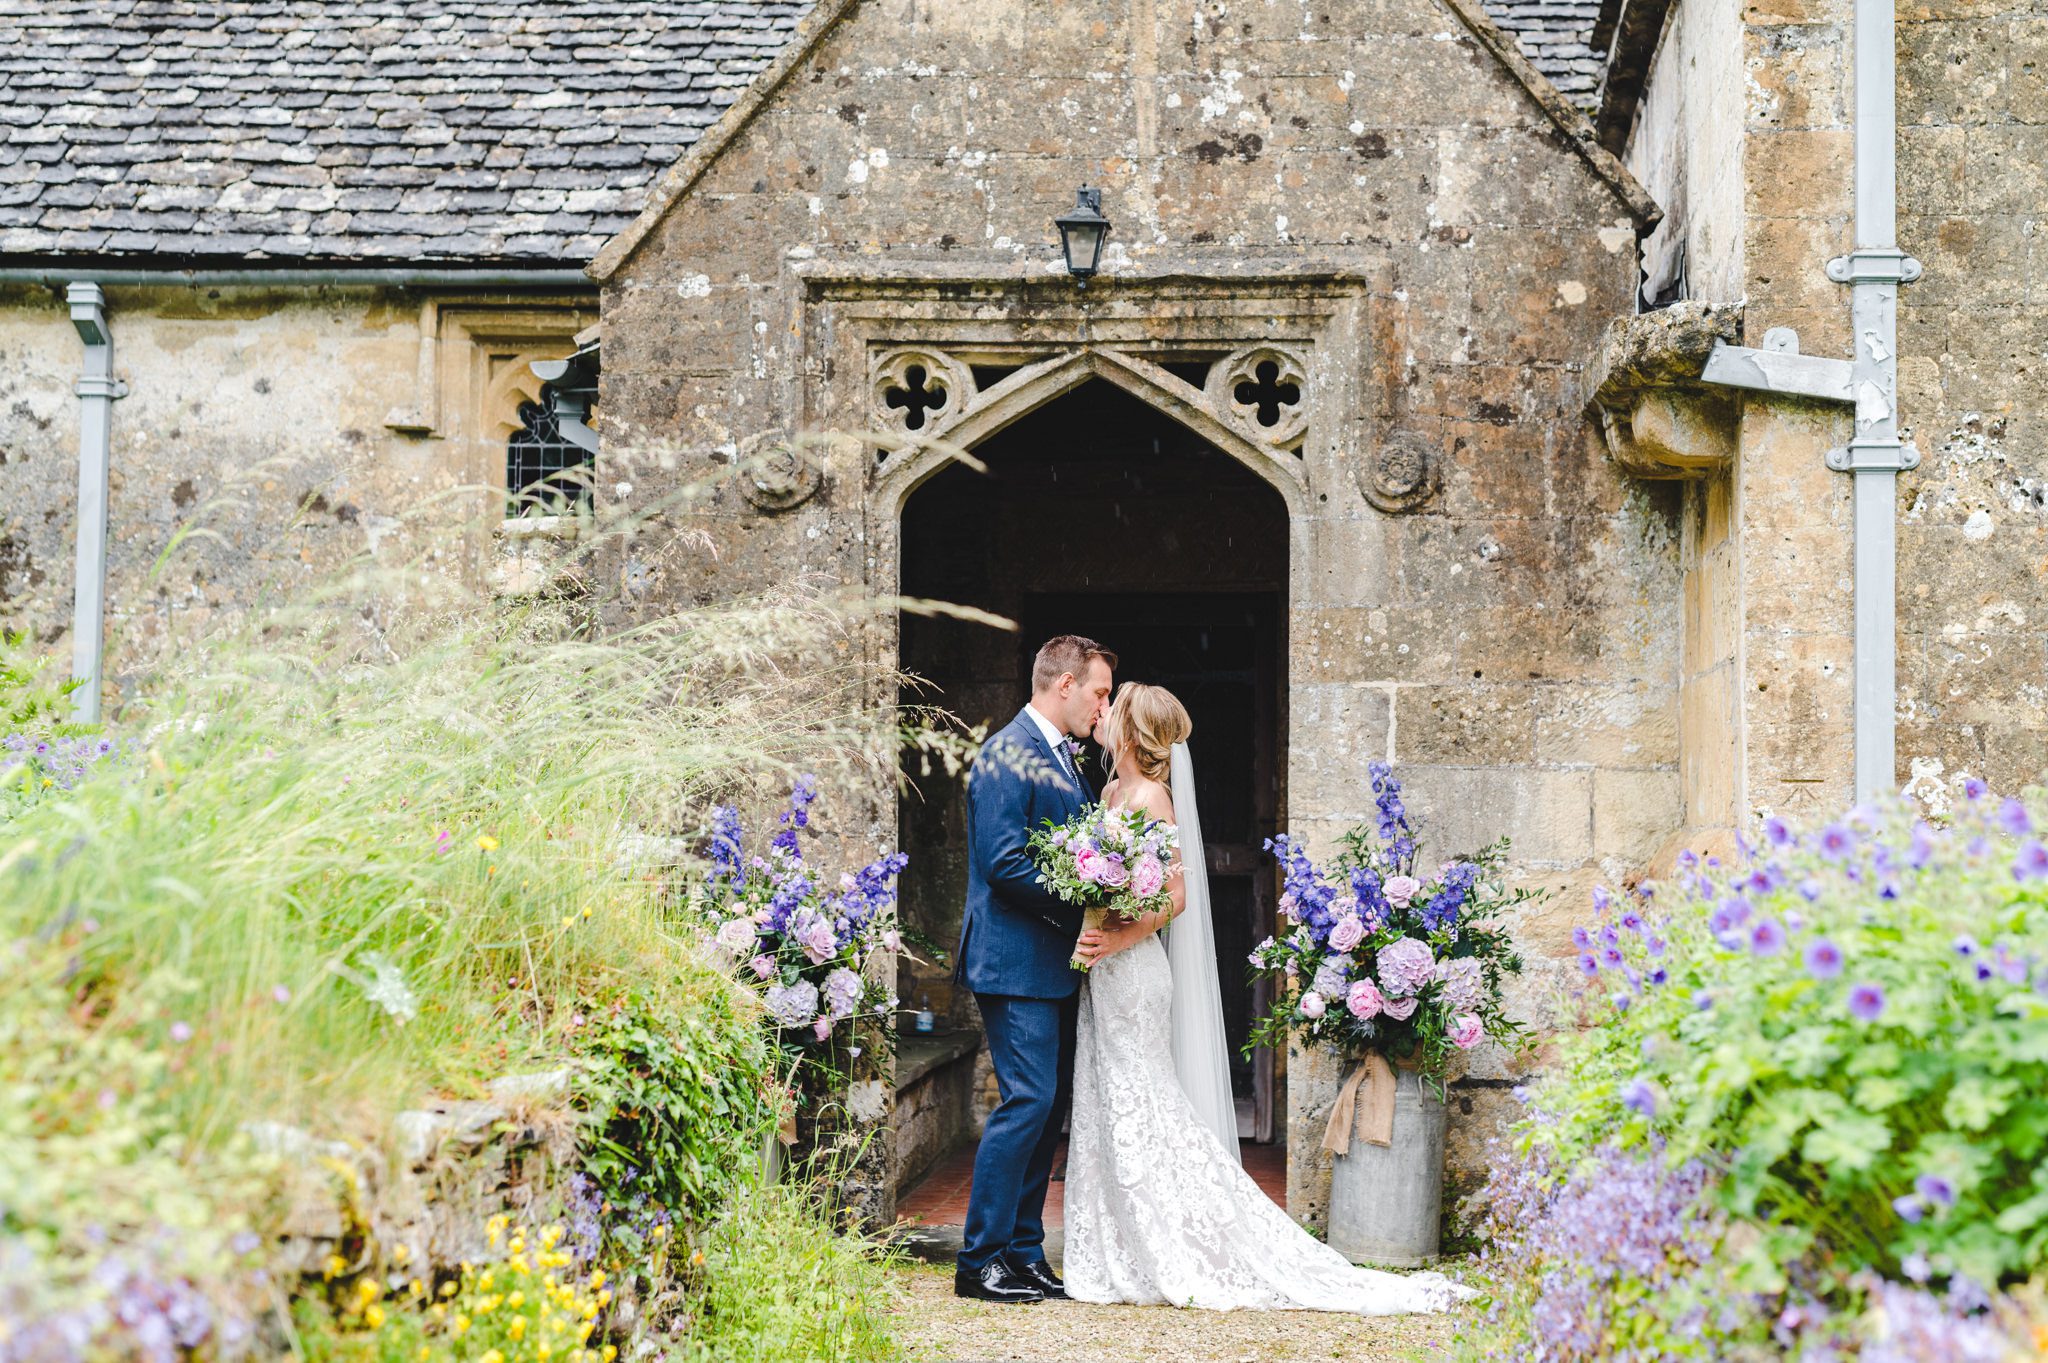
[873, 345, 1314, 520]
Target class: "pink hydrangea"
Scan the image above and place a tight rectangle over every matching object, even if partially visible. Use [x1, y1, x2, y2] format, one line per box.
[1382, 875, 1423, 909]
[1435, 956, 1483, 1011]
[1131, 853, 1165, 898]
[1330, 913, 1366, 952]
[1377, 936, 1437, 997]
[1346, 978, 1384, 1019]
[1299, 990, 1327, 1019]
[1381, 994, 1419, 1021]
[1449, 1013, 1485, 1049]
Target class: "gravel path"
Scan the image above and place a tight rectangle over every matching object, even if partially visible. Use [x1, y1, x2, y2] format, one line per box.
[886, 1262, 1472, 1362]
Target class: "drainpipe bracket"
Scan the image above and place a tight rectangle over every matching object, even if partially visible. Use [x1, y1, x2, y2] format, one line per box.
[75, 375, 128, 400]
[1826, 250, 1924, 285]
[1700, 339, 1854, 404]
[1826, 439, 1920, 473]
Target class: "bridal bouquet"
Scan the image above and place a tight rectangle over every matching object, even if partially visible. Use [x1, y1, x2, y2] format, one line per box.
[1029, 805, 1180, 971]
[1246, 762, 1532, 1087]
[691, 775, 908, 1081]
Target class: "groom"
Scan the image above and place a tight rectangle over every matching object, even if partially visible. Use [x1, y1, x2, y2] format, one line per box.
[952, 634, 1116, 1304]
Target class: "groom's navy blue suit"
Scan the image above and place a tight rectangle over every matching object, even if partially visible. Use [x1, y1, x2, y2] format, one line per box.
[955, 708, 1089, 1275]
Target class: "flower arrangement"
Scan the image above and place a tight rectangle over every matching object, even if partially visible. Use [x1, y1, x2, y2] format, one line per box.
[1027, 804, 1180, 971]
[692, 776, 906, 1081]
[1462, 784, 2048, 1360]
[1245, 761, 1530, 1085]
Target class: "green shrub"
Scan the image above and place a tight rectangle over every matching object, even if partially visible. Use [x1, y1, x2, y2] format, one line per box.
[1468, 790, 2048, 1359]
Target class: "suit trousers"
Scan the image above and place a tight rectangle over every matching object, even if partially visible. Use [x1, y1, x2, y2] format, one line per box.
[958, 990, 1080, 1272]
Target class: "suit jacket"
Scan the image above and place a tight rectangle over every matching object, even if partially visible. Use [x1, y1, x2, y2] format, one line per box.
[954, 708, 1093, 1000]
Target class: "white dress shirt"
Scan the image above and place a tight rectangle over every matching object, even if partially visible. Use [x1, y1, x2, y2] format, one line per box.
[1024, 703, 1076, 779]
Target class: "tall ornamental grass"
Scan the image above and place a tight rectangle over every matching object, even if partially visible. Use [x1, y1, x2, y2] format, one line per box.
[4, 579, 895, 1149]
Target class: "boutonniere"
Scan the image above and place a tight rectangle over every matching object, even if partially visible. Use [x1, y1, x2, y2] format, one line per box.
[1064, 737, 1089, 771]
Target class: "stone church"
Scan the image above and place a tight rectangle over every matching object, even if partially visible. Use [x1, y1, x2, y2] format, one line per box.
[2, 0, 2042, 1227]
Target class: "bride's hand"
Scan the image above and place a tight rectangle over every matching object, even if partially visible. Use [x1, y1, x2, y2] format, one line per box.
[1074, 922, 1128, 967]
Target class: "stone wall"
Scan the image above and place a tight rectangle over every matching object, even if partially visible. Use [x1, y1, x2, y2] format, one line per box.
[0, 284, 594, 700]
[595, 0, 1677, 1222]
[1616, 0, 2048, 829]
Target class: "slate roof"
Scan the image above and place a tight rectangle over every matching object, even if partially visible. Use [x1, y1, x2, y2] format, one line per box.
[0, 1, 813, 265]
[0, 0, 1606, 268]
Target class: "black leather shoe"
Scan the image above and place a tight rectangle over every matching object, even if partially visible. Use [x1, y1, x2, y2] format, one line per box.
[953, 1260, 1044, 1304]
[1006, 1257, 1067, 1300]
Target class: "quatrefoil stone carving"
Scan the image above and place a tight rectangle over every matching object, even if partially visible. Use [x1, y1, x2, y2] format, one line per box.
[871, 348, 976, 436]
[1208, 346, 1309, 449]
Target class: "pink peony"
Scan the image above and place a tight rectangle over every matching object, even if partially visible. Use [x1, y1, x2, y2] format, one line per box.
[1076, 848, 1108, 883]
[1449, 1014, 1485, 1049]
[1346, 978, 1384, 1019]
[1299, 990, 1327, 1019]
[1381, 994, 1419, 1021]
[1329, 913, 1366, 952]
[1130, 853, 1165, 898]
[1382, 875, 1423, 909]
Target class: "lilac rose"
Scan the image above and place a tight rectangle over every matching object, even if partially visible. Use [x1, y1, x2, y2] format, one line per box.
[715, 917, 758, 956]
[1329, 913, 1366, 952]
[1382, 875, 1422, 909]
[1380, 994, 1419, 1021]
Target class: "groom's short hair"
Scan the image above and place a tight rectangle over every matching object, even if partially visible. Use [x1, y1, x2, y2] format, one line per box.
[1032, 634, 1117, 692]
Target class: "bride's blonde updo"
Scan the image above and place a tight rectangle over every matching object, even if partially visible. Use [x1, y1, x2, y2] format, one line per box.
[1108, 682, 1192, 786]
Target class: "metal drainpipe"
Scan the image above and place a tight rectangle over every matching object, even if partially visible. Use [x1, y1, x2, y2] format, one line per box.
[66, 282, 126, 725]
[1826, 0, 1923, 806]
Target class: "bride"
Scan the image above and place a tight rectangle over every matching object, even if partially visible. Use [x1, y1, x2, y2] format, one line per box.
[1064, 682, 1472, 1315]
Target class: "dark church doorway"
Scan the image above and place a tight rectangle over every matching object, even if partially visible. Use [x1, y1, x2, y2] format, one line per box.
[896, 379, 1289, 1168]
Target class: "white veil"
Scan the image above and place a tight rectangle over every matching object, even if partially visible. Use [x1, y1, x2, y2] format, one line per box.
[1165, 741, 1242, 1164]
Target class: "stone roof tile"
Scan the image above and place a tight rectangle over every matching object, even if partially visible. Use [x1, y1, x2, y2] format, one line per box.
[3, 0, 1603, 266]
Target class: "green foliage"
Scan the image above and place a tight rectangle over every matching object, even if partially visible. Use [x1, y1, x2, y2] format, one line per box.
[0, 628, 85, 730]
[668, 1183, 901, 1363]
[572, 988, 776, 1234]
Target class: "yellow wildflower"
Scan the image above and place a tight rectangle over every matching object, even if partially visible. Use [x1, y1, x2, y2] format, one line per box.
[537, 1345, 553, 1360]
[354, 1278, 380, 1304]
[477, 835, 499, 851]
[393, 1244, 411, 1264]
[451, 1316, 471, 1338]
[481, 1352, 505, 1363]
[323, 1255, 348, 1281]
[439, 1282, 458, 1299]
[562, 916, 576, 928]
[587, 1270, 605, 1291]
[416, 1347, 430, 1361]
[479, 1273, 495, 1292]
[689, 1250, 704, 1267]
[540, 1227, 564, 1250]
[508, 1292, 524, 1309]
[509, 1235, 526, 1255]
[364, 1305, 386, 1329]
[602, 1347, 617, 1361]
[507, 1318, 527, 1342]
[581, 907, 592, 918]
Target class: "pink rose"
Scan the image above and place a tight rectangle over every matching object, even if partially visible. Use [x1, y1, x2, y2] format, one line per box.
[1099, 856, 1131, 890]
[1299, 990, 1327, 1019]
[1130, 853, 1165, 898]
[1075, 848, 1107, 883]
[1449, 1014, 1485, 1049]
[1346, 978, 1384, 1019]
[749, 954, 775, 980]
[1383, 875, 1422, 909]
[1381, 994, 1419, 1021]
[1329, 913, 1365, 952]
[881, 929, 903, 953]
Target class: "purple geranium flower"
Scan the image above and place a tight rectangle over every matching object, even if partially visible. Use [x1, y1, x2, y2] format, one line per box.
[1915, 1174, 1956, 1208]
[2013, 840, 2048, 881]
[1848, 982, 1886, 1023]
[1804, 938, 1843, 979]
[1622, 1079, 1658, 1117]
[1962, 776, 1988, 800]
[1763, 815, 1794, 847]
[1996, 798, 2033, 837]
[1892, 1194, 1925, 1224]
[1816, 823, 1856, 860]
[1578, 952, 1600, 978]
[1749, 919, 1786, 956]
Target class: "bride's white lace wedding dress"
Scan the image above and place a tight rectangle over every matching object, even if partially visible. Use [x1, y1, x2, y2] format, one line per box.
[1063, 883, 1472, 1314]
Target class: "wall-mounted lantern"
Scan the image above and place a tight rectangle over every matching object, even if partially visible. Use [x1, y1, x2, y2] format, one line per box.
[1054, 186, 1111, 283]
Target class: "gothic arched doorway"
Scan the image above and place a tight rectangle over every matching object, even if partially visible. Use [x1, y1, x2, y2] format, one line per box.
[892, 378, 1290, 1207]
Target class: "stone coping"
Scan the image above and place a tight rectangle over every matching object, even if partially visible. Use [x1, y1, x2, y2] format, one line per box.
[895, 1027, 981, 1092]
